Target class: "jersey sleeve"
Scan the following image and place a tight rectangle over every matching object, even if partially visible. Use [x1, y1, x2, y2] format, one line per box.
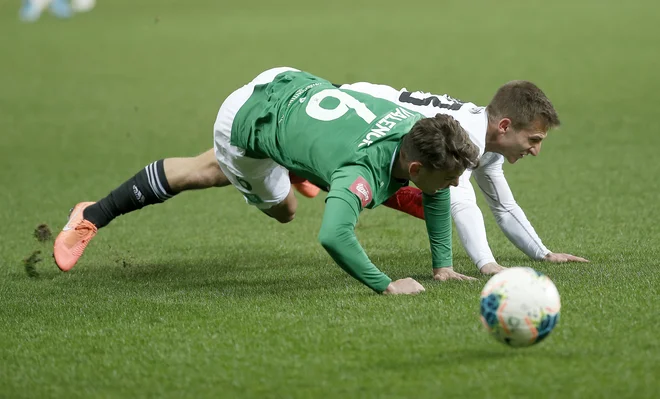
[450, 171, 498, 269]
[473, 158, 550, 260]
[318, 166, 392, 293]
[422, 188, 453, 268]
[326, 165, 376, 212]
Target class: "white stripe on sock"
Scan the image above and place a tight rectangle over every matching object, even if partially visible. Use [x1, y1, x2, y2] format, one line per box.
[145, 164, 166, 201]
[149, 162, 172, 199]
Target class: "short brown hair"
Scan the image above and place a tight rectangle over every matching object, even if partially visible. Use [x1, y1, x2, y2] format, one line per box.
[401, 114, 480, 171]
[486, 81, 560, 131]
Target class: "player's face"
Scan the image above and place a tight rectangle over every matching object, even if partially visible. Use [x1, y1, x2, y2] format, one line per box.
[499, 119, 547, 164]
[409, 163, 463, 194]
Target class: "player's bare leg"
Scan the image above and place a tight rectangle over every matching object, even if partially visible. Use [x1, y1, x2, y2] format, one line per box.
[261, 186, 297, 223]
[164, 149, 229, 191]
[54, 149, 230, 271]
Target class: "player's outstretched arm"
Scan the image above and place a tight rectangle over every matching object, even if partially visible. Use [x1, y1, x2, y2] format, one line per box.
[473, 160, 589, 263]
[423, 188, 476, 281]
[380, 182, 505, 275]
[449, 174, 507, 274]
[473, 160, 549, 259]
[318, 197, 424, 294]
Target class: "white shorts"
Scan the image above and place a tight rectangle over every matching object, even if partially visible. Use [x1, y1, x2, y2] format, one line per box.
[213, 67, 298, 209]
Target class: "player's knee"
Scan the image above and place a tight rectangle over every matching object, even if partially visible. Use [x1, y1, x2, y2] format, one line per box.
[270, 196, 297, 223]
[275, 211, 296, 224]
[201, 164, 229, 187]
[317, 229, 335, 250]
[183, 150, 217, 186]
[189, 155, 228, 188]
[268, 206, 295, 223]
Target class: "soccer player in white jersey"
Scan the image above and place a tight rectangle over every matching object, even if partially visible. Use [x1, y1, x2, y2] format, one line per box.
[334, 81, 589, 275]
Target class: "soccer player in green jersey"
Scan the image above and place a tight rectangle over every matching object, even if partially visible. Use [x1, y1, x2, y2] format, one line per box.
[54, 67, 480, 294]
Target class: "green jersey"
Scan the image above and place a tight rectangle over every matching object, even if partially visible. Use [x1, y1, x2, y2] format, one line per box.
[231, 70, 453, 292]
[231, 70, 420, 209]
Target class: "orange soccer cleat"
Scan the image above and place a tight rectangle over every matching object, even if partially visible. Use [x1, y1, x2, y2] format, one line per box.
[53, 202, 98, 271]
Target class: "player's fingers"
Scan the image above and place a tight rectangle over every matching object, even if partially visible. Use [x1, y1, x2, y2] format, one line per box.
[570, 255, 590, 262]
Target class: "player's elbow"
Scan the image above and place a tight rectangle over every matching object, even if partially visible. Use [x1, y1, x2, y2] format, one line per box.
[318, 229, 338, 251]
[491, 206, 519, 225]
[491, 202, 517, 217]
[319, 226, 349, 255]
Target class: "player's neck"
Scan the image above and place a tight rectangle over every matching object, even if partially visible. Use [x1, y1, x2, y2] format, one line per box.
[391, 154, 409, 181]
[484, 121, 501, 153]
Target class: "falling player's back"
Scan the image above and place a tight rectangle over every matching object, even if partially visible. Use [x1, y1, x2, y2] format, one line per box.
[230, 71, 423, 193]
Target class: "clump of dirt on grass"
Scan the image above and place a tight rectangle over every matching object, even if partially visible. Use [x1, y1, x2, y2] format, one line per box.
[33, 224, 52, 242]
[23, 250, 42, 278]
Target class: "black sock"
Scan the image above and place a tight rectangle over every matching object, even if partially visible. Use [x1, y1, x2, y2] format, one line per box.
[83, 160, 176, 228]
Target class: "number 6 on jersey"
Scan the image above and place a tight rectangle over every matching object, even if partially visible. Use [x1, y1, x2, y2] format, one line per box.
[306, 89, 377, 124]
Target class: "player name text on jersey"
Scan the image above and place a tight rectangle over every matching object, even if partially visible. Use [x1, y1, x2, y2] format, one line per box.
[358, 107, 415, 148]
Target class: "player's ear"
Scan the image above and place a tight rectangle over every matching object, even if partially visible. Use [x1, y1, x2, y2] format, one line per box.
[498, 118, 512, 135]
[408, 161, 422, 178]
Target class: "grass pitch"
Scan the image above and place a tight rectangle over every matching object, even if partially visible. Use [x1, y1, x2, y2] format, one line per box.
[1, 0, 658, 397]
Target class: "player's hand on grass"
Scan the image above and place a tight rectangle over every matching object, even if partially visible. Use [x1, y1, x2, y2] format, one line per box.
[480, 262, 506, 275]
[433, 267, 477, 281]
[383, 278, 425, 295]
[544, 252, 590, 263]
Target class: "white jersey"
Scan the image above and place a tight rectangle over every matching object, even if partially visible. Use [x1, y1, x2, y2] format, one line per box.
[342, 82, 551, 268]
[342, 82, 488, 156]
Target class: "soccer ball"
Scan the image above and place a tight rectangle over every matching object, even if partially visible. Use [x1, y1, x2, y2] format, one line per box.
[480, 267, 561, 348]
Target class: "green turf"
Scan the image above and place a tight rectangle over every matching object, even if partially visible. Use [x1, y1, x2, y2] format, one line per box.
[1, 0, 659, 397]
